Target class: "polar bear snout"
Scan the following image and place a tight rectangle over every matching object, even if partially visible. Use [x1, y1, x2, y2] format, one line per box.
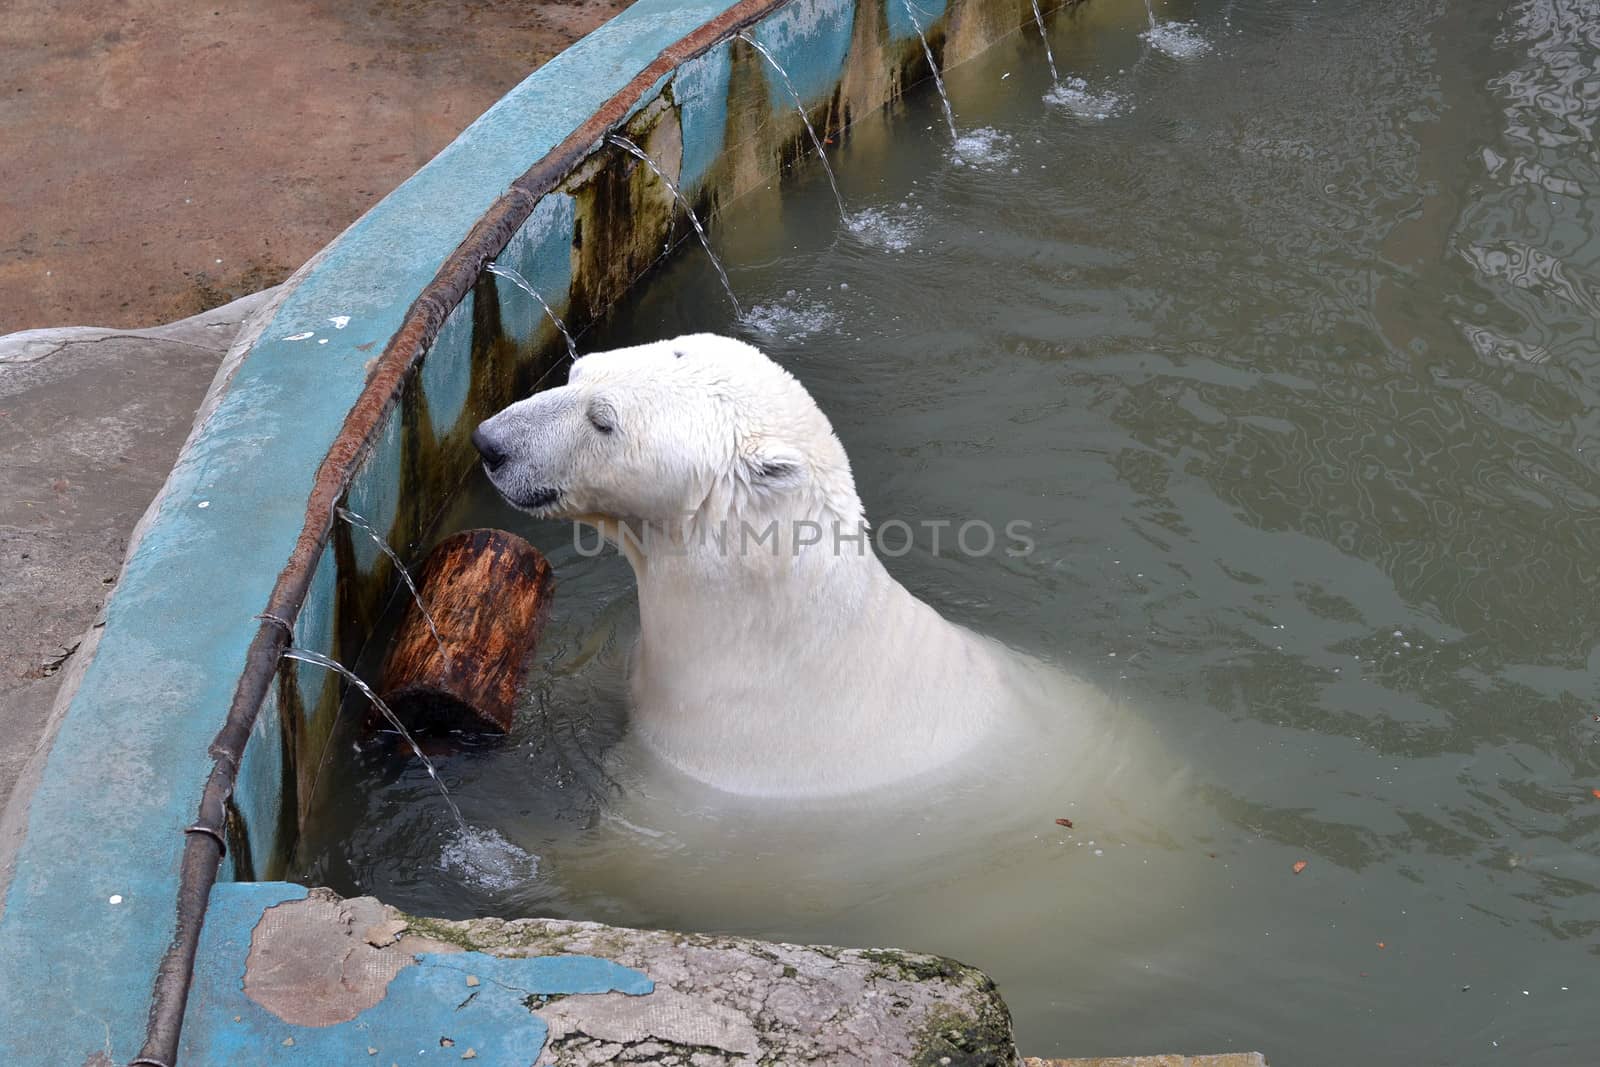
[471, 425, 508, 472]
[472, 402, 569, 515]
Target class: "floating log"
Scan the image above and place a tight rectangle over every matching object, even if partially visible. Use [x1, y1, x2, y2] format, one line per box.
[377, 528, 552, 735]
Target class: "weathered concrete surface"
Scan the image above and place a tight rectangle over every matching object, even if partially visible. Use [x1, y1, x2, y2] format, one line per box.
[1023, 1056, 1269, 1066]
[184, 883, 654, 1065]
[190, 886, 1021, 1065]
[181, 883, 1019, 1064]
[0, 0, 631, 333]
[408, 908, 1018, 1066]
[0, 291, 274, 816]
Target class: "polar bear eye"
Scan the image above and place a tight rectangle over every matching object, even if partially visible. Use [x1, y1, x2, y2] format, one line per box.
[587, 404, 616, 435]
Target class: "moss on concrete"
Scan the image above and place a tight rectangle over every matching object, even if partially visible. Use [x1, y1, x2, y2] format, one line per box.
[913, 1002, 1018, 1067]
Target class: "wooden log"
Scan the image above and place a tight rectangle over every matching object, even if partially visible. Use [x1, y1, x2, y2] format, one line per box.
[376, 528, 552, 734]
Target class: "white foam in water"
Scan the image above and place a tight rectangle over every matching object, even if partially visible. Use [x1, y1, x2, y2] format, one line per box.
[1044, 77, 1131, 120]
[740, 292, 839, 342]
[845, 207, 922, 253]
[440, 825, 540, 891]
[950, 127, 1015, 167]
[1142, 21, 1212, 58]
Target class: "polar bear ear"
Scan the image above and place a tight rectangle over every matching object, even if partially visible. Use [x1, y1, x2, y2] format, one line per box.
[742, 441, 808, 492]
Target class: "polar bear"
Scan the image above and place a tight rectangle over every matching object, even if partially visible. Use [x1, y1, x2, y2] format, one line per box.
[472, 333, 1052, 798]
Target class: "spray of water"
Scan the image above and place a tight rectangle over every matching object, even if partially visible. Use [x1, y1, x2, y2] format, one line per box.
[606, 134, 742, 316]
[735, 31, 848, 220]
[334, 506, 447, 662]
[1139, 0, 1211, 58]
[483, 261, 579, 361]
[329, 505, 444, 662]
[1030, 0, 1061, 84]
[902, 0, 959, 143]
[282, 647, 465, 832]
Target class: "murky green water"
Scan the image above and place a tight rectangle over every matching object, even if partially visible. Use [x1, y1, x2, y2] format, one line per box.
[297, 0, 1600, 1060]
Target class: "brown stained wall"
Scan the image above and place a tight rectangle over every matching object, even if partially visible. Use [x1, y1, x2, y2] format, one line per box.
[0, 0, 631, 333]
[560, 0, 1080, 332]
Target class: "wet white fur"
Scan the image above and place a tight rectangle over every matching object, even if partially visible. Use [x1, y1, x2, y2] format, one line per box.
[476, 334, 1037, 797]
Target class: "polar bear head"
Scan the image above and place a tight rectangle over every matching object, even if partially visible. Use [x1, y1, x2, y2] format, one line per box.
[472, 334, 862, 532]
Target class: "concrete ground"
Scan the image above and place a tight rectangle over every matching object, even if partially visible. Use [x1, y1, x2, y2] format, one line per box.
[0, 293, 273, 813]
[0, 0, 630, 333]
[0, 0, 629, 816]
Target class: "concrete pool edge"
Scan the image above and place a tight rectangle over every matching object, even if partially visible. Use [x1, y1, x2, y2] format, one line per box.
[0, 0, 1262, 1062]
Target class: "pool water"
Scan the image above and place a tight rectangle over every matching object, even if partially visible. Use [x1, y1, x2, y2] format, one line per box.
[295, 0, 1600, 1061]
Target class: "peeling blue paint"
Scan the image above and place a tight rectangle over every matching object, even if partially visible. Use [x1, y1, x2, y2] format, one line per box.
[182, 884, 652, 1066]
[888, 0, 950, 44]
[424, 293, 476, 441]
[751, 0, 856, 112]
[231, 686, 285, 879]
[293, 540, 339, 723]
[492, 195, 578, 355]
[674, 44, 735, 193]
[345, 412, 405, 577]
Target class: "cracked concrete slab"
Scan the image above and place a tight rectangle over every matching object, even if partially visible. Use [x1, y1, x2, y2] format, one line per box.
[405, 904, 1020, 1066]
[186, 883, 652, 1066]
[185, 884, 1022, 1066]
[244, 892, 418, 1026]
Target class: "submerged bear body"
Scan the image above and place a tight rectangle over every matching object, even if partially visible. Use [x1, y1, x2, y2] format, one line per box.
[473, 333, 1063, 797]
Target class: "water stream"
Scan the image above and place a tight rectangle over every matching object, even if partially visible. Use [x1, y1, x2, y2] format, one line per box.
[282, 647, 464, 832]
[484, 261, 579, 361]
[606, 134, 742, 316]
[902, 0, 960, 143]
[1030, 0, 1061, 84]
[736, 31, 849, 220]
[334, 506, 447, 661]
